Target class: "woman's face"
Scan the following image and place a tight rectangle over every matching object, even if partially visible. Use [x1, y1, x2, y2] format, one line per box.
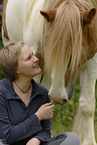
[17, 44, 41, 78]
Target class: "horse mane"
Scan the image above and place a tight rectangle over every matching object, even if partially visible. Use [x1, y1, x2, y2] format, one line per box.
[24, 0, 50, 27]
[24, 0, 35, 27]
[43, 0, 97, 85]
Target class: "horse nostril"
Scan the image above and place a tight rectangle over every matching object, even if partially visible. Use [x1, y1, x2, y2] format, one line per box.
[64, 99, 68, 103]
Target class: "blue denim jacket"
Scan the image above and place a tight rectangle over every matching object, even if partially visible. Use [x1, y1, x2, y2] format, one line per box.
[0, 78, 51, 145]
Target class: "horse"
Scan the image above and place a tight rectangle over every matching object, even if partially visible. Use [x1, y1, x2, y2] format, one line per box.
[2, 0, 97, 145]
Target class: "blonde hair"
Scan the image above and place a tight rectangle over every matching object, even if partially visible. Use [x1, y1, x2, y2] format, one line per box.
[44, 0, 82, 74]
[0, 42, 25, 81]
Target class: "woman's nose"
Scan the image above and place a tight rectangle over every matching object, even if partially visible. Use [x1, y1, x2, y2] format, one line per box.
[33, 56, 39, 62]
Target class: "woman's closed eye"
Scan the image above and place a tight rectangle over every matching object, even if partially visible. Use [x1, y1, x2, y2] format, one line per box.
[26, 53, 34, 61]
[27, 55, 32, 60]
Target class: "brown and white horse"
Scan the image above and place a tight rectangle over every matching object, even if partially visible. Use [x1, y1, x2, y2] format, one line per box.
[2, 0, 97, 144]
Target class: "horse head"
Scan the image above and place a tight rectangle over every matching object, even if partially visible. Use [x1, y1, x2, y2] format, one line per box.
[39, 0, 97, 104]
[2, 0, 97, 104]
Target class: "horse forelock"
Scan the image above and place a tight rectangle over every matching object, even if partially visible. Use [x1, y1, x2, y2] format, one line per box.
[44, 0, 83, 74]
[43, 0, 97, 79]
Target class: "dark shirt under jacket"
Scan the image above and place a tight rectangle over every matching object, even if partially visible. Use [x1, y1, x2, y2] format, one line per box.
[0, 77, 51, 145]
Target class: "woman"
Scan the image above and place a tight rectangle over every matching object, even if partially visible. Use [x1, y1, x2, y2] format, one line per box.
[0, 42, 80, 145]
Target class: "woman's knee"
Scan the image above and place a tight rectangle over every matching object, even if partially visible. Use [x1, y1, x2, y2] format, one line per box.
[60, 132, 80, 145]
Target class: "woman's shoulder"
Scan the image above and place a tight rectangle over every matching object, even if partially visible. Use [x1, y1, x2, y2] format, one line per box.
[0, 77, 11, 93]
[32, 79, 50, 102]
[32, 79, 48, 93]
[37, 82, 48, 91]
[32, 80, 48, 96]
[0, 78, 8, 101]
[0, 78, 14, 101]
[0, 78, 6, 88]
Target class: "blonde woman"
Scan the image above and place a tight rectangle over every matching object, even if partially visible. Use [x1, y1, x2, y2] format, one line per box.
[0, 42, 80, 145]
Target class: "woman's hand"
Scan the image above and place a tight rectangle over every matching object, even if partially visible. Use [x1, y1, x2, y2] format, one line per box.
[35, 103, 55, 121]
[26, 138, 41, 145]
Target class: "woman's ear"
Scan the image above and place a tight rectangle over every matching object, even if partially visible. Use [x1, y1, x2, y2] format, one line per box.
[16, 68, 20, 74]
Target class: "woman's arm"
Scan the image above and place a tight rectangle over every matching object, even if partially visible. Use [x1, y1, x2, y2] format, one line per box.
[28, 94, 54, 144]
[0, 95, 54, 144]
[0, 93, 42, 144]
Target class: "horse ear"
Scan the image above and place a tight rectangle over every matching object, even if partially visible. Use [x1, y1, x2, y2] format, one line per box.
[40, 9, 56, 22]
[82, 8, 96, 25]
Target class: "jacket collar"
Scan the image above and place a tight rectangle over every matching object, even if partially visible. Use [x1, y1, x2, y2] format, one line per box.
[5, 78, 44, 100]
